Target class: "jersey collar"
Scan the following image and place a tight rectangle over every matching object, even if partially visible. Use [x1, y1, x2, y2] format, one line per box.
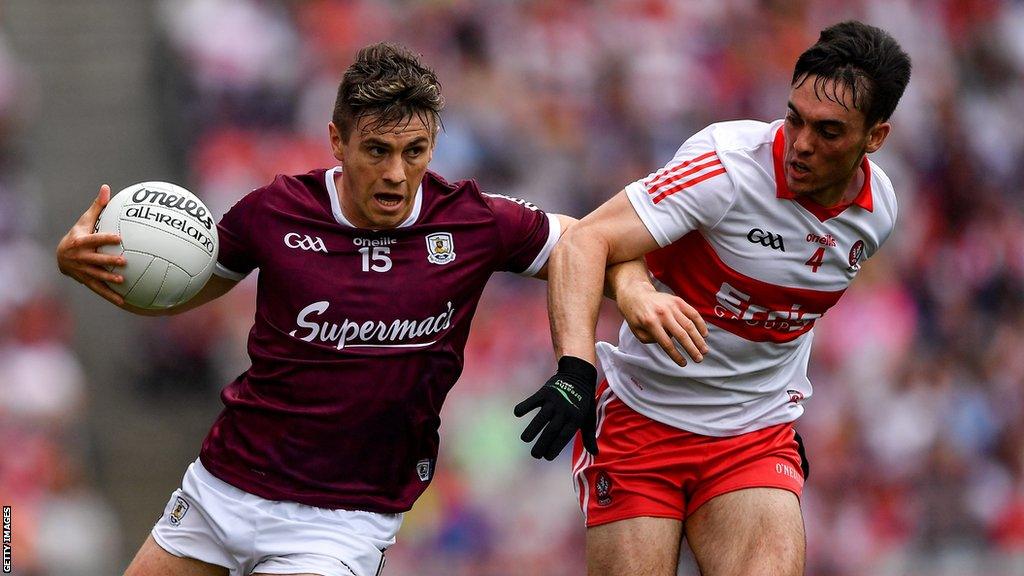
[771, 126, 873, 222]
[325, 166, 423, 229]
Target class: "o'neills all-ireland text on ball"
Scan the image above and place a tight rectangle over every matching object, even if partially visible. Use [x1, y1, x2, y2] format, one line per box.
[123, 186, 216, 253]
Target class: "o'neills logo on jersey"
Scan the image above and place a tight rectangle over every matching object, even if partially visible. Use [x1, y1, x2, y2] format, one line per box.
[131, 187, 215, 230]
[289, 301, 455, 350]
[353, 237, 396, 247]
[806, 233, 837, 247]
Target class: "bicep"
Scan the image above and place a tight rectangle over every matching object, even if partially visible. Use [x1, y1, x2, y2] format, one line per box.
[531, 213, 577, 280]
[574, 190, 661, 264]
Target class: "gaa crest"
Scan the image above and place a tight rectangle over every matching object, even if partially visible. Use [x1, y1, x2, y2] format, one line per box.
[425, 232, 456, 265]
[169, 496, 190, 525]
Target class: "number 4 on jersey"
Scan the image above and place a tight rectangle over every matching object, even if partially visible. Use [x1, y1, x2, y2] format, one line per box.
[805, 247, 826, 273]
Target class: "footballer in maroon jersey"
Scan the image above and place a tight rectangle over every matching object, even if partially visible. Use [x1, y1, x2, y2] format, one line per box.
[203, 166, 558, 512]
[57, 43, 627, 576]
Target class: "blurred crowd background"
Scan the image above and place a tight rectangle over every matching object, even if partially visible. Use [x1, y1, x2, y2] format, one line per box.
[2, 0, 1024, 574]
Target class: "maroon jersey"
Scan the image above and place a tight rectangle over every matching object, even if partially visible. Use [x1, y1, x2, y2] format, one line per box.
[200, 168, 557, 512]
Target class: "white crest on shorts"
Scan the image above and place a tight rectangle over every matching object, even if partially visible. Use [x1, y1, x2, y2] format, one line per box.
[169, 496, 190, 525]
[425, 232, 455, 265]
[416, 458, 434, 482]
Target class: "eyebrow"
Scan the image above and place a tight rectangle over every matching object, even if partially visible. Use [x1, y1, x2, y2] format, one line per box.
[787, 102, 846, 129]
[362, 136, 431, 148]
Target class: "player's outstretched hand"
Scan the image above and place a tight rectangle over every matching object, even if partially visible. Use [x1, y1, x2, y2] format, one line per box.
[56, 184, 126, 306]
[618, 282, 708, 367]
[514, 356, 598, 460]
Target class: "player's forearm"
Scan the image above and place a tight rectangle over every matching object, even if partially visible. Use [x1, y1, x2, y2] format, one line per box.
[117, 301, 173, 316]
[548, 226, 609, 364]
[116, 274, 237, 317]
[603, 258, 652, 300]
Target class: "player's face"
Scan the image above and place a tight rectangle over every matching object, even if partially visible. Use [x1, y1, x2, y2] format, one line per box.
[329, 114, 435, 229]
[783, 75, 890, 204]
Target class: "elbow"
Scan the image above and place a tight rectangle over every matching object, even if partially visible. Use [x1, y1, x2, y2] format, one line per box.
[553, 220, 610, 264]
[552, 222, 582, 261]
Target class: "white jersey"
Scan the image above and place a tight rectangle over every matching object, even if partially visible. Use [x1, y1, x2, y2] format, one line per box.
[598, 119, 897, 436]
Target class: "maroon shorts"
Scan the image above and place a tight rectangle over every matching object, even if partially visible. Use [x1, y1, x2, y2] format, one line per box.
[572, 381, 806, 527]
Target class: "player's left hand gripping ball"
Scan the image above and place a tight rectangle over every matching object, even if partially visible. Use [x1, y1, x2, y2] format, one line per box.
[514, 356, 599, 460]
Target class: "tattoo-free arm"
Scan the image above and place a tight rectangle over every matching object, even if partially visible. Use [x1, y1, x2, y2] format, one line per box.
[548, 191, 707, 367]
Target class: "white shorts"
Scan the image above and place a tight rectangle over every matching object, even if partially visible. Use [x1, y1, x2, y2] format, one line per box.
[151, 460, 403, 576]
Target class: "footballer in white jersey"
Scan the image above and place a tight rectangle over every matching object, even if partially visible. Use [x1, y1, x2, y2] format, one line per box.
[602, 118, 897, 438]
[524, 20, 912, 576]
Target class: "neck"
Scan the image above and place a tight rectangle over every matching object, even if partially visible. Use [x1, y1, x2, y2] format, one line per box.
[334, 169, 371, 228]
[807, 158, 865, 208]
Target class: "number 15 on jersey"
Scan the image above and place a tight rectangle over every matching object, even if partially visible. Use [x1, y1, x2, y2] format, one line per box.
[360, 247, 392, 272]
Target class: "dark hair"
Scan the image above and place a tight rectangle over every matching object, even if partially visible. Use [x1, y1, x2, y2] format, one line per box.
[792, 21, 912, 127]
[333, 42, 445, 139]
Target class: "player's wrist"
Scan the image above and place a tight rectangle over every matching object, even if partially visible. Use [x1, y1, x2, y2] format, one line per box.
[555, 355, 597, 393]
[616, 277, 656, 306]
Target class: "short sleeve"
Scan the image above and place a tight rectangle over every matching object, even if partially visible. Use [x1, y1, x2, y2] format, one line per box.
[214, 187, 265, 280]
[625, 125, 736, 247]
[483, 192, 559, 276]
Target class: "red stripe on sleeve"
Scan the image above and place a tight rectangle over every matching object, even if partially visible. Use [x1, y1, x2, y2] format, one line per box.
[651, 166, 727, 204]
[643, 151, 718, 189]
[649, 157, 722, 196]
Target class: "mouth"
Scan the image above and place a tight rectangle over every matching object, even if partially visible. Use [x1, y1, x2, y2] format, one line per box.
[788, 160, 811, 181]
[373, 192, 405, 210]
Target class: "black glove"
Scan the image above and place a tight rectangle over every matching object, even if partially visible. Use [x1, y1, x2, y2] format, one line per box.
[514, 356, 599, 460]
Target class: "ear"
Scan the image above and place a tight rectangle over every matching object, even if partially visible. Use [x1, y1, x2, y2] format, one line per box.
[864, 121, 891, 154]
[329, 122, 345, 162]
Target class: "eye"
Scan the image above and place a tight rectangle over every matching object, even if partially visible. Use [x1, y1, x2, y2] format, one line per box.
[786, 114, 802, 127]
[819, 128, 840, 140]
[368, 146, 387, 157]
[406, 147, 425, 158]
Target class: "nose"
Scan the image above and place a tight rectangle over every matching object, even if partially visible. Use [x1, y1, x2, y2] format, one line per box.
[382, 155, 406, 185]
[792, 126, 813, 157]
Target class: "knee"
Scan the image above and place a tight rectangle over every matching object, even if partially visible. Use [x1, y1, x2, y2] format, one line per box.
[745, 531, 804, 576]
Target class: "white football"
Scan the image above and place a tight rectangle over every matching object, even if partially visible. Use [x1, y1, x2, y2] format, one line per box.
[95, 181, 219, 309]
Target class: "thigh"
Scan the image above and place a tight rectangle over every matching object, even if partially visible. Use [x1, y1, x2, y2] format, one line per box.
[124, 535, 229, 576]
[685, 487, 804, 576]
[587, 516, 683, 576]
[573, 382, 691, 527]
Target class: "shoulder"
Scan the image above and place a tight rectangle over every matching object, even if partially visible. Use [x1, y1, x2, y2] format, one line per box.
[665, 120, 776, 186]
[422, 170, 484, 206]
[239, 169, 331, 215]
[422, 170, 543, 216]
[698, 120, 777, 156]
[262, 169, 329, 199]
